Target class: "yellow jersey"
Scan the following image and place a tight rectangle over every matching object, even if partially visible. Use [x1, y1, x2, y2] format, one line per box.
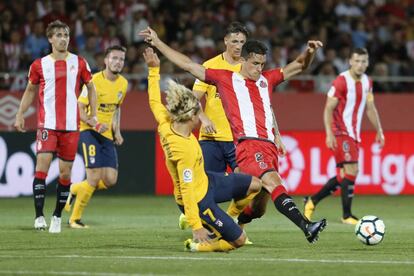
[78, 71, 128, 140]
[193, 54, 241, 141]
[148, 67, 208, 231]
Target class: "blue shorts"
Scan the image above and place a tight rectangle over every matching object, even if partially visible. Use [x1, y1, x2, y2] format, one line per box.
[79, 130, 118, 169]
[199, 140, 237, 172]
[179, 172, 252, 242]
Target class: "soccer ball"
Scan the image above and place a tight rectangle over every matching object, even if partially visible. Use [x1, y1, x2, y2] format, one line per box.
[355, 215, 385, 245]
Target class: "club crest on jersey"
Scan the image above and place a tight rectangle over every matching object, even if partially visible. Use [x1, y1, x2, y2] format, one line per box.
[183, 169, 193, 183]
[39, 129, 48, 141]
[342, 141, 350, 152]
[259, 80, 267, 88]
[255, 152, 264, 162]
[259, 161, 268, 169]
[117, 91, 123, 100]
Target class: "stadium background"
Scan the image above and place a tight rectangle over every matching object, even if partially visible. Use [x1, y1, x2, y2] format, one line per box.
[1, 0, 414, 197]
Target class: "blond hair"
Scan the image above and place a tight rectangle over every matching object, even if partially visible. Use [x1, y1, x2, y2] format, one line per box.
[165, 79, 200, 122]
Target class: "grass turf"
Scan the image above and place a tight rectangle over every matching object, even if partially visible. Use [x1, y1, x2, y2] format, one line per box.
[0, 195, 413, 275]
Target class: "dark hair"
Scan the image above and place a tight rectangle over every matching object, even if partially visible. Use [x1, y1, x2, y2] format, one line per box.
[351, 47, 368, 57]
[241, 40, 267, 59]
[46, 20, 69, 38]
[225, 21, 249, 38]
[104, 45, 127, 57]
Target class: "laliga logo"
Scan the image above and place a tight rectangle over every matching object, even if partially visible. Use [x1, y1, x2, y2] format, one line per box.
[278, 135, 304, 192]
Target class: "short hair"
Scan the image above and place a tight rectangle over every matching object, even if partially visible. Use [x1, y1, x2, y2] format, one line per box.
[104, 45, 127, 57]
[165, 80, 200, 122]
[241, 40, 268, 59]
[351, 47, 368, 57]
[46, 20, 69, 38]
[225, 21, 249, 38]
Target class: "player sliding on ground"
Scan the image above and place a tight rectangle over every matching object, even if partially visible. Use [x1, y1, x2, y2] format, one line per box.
[144, 47, 262, 252]
[140, 27, 327, 243]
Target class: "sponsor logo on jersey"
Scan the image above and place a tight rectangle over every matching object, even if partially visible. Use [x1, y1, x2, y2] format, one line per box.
[343, 141, 350, 152]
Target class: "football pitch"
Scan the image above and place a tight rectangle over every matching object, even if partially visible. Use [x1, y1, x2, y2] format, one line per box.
[1, 195, 413, 275]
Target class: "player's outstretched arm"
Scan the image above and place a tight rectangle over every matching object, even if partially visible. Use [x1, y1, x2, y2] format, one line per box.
[282, 40, 323, 80]
[139, 27, 206, 82]
[143, 47, 169, 124]
[14, 82, 38, 132]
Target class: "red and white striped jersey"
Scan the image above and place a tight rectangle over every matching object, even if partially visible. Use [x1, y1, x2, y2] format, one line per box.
[328, 70, 372, 142]
[28, 53, 92, 131]
[205, 68, 284, 143]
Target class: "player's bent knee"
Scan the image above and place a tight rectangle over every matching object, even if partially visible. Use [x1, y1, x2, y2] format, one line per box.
[231, 233, 246, 248]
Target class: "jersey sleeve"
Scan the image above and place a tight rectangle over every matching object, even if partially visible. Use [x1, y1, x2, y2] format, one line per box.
[192, 78, 209, 95]
[79, 57, 93, 84]
[118, 79, 128, 105]
[205, 68, 228, 85]
[78, 84, 89, 105]
[28, 60, 41, 85]
[327, 75, 346, 99]
[263, 68, 284, 87]
[148, 67, 169, 124]
[176, 147, 203, 230]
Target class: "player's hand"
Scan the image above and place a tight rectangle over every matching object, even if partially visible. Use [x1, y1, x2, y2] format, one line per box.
[86, 116, 98, 127]
[139, 27, 159, 46]
[114, 132, 124, 145]
[192, 228, 212, 244]
[376, 131, 385, 148]
[326, 132, 337, 150]
[143, 47, 160, 67]
[307, 40, 323, 53]
[274, 135, 287, 157]
[14, 114, 26, 132]
[95, 123, 109, 133]
[200, 116, 216, 134]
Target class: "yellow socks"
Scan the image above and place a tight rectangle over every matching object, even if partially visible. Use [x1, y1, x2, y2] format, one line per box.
[227, 190, 260, 218]
[70, 180, 89, 195]
[97, 180, 107, 190]
[69, 182, 95, 223]
[196, 239, 235, 252]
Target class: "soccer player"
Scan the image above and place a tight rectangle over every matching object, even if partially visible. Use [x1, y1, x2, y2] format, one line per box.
[144, 47, 262, 252]
[14, 20, 97, 233]
[178, 22, 248, 231]
[64, 45, 128, 228]
[140, 28, 327, 243]
[193, 22, 248, 173]
[304, 48, 385, 225]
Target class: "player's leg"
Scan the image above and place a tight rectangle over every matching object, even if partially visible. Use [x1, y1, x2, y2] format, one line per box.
[304, 167, 342, 220]
[33, 152, 53, 230]
[261, 171, 327, 243]
[222, 141, 238, 172]
[341, 163, 359, 224]
[33, 129, 56, 230]
[69, 168, 100, 228]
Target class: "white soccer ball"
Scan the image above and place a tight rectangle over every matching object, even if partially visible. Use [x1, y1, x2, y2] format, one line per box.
[355, 215, 385, 245]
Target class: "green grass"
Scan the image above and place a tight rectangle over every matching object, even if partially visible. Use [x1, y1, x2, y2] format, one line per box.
[1, 195, 413, 275]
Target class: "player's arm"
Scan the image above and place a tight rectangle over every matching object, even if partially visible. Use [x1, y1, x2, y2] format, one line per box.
[78, 86, 108, 133]
[139, 27, 206, 81]
[282, 40, 323, 80]
[143, 48, 170, 124]
[85, 81, 97, 122]
[112, 107, 123, 145]
[14, 82, 38, 132]
[193, 87, 216, 134]
[324, 96, 339, 150]
[271, 108, 286, 156]
[177, 153, 211, 243]
[365, 92, 385, 148]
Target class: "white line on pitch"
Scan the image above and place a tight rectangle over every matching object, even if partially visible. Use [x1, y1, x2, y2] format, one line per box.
[0, 255, 413, 265]
[0, 271, 166, 276]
